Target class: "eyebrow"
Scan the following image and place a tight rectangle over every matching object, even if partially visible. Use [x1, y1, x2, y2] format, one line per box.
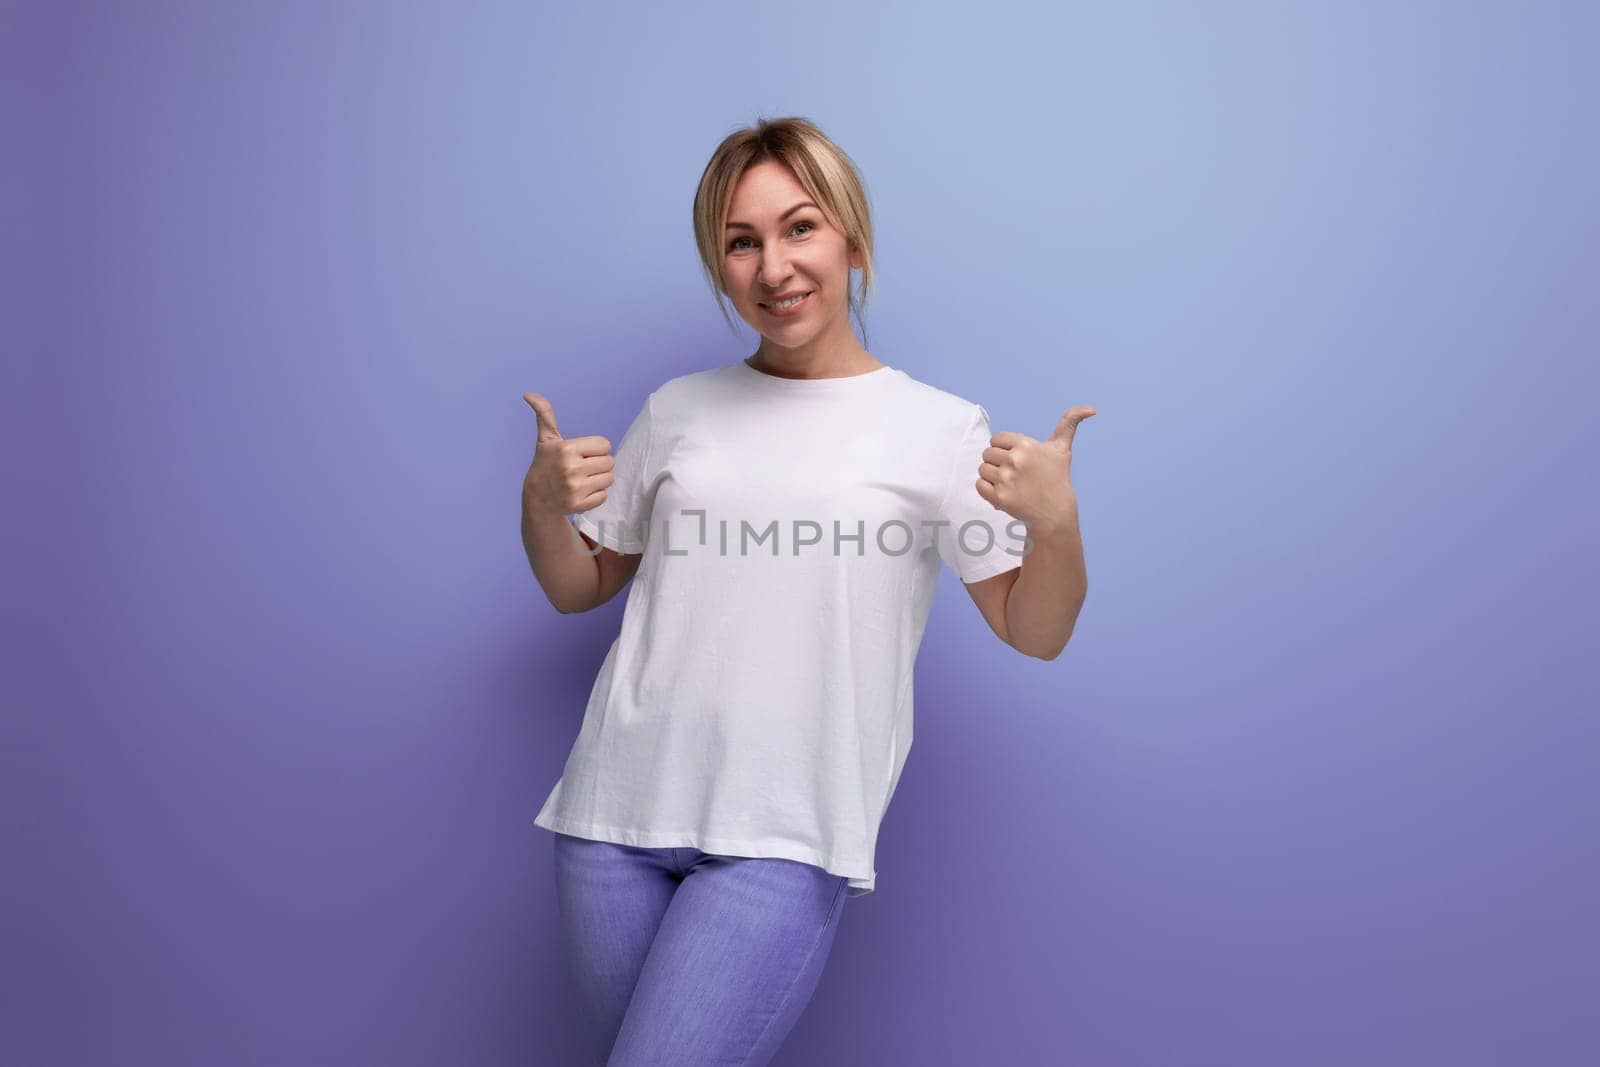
[725, 201, 819, 231]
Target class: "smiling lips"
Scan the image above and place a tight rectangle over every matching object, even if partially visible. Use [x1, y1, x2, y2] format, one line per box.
[759, 290, 813, 315]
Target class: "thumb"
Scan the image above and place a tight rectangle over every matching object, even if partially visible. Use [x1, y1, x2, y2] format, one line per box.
[523, 392, 563, 443]
[1046, 406, 1097, 449]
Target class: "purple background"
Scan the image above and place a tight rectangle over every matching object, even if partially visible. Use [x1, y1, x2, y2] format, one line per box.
[6, 2, 1597, 1064]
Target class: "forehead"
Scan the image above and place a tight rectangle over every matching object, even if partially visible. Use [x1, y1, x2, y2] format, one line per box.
[726, 160, 809, 215]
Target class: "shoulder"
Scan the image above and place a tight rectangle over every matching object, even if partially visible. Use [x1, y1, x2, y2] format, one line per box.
[645, 364, 740, 411]
[881, 369, 988, 435]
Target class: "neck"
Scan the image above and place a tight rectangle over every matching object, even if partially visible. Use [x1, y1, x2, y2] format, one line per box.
[750, 310, 876, 379]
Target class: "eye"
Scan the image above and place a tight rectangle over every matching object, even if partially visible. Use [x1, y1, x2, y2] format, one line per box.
[726, 220, 818, 253]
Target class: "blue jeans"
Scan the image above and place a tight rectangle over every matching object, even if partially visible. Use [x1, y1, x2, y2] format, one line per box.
[551, 832, 849, 1065]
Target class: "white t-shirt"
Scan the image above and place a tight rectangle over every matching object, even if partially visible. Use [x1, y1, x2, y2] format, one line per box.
[533, 360, 1025, 896]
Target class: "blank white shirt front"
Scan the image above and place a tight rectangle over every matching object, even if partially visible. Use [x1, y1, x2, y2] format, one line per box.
[534, 360, 1023, 896]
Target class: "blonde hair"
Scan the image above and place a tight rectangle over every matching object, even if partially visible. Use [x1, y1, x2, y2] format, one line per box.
[692, 116, 875, 343]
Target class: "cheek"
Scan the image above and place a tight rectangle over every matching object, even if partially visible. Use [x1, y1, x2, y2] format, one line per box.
[806, 248, 851, 282]
[723, 258, 757, 287]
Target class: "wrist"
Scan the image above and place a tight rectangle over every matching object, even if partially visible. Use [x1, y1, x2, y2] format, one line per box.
[1026, 509, 1079, 545]
[521, 490, 568, 523]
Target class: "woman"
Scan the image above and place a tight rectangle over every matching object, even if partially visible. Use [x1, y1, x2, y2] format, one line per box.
[520, 116, 1093, 1065]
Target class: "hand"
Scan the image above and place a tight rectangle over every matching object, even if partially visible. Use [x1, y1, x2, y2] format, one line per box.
[522, 392, 616, 517]
[977, 406, 1096, 537]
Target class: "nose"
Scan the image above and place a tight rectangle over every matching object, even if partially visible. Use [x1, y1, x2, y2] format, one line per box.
[757, 245, 792, 289]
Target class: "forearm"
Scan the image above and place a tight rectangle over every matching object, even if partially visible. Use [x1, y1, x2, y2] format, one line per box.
[521, 495, 601, 614]
[1004, 509, 1088, 660]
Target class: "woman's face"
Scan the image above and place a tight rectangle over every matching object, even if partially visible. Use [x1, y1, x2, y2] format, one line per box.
[721, 160, 863, 350]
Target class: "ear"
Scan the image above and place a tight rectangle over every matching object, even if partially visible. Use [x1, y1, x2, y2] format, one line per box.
[848, 240, 865, 271]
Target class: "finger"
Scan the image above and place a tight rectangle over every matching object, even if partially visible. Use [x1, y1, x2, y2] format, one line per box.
[989, 430, 1033, 449]
[576, 470, 616, 494]
[979, 461, 1004, 483]
[569, 453, 615, 477]
[563, 434, 614, 457]
[523, 392, 562, 442]
[1046, 407, 1097, 446]
[981, 446, 1010, 466]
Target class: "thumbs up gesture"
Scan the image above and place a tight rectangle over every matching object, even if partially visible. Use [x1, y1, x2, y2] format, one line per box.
[976, 406, 1096, 537]
[521, 392, 617, 517]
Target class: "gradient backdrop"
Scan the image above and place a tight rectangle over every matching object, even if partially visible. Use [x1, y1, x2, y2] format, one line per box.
[6, 1, 1597, 1064]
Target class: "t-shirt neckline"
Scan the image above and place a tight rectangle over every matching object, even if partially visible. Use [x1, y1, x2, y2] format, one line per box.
[736, 360, 895, 388]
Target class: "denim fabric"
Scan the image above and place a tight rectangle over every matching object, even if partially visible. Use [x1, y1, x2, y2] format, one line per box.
[551, 832, 849, 1065]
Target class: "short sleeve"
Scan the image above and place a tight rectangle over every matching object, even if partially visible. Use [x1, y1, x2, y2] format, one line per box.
[572, 393, 654, 555]
[933, 403, 1026, 583]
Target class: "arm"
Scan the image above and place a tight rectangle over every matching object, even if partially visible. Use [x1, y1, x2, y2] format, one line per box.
[520, 501, 643, 614]
[963, 514, 1086, 660]
[960, 511, 1088, 659]
[519, 390, 645, 614]
[968, 404, 1096, 659]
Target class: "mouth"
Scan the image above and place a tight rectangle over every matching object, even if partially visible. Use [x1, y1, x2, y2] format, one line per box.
[757, 290, 814, 314]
